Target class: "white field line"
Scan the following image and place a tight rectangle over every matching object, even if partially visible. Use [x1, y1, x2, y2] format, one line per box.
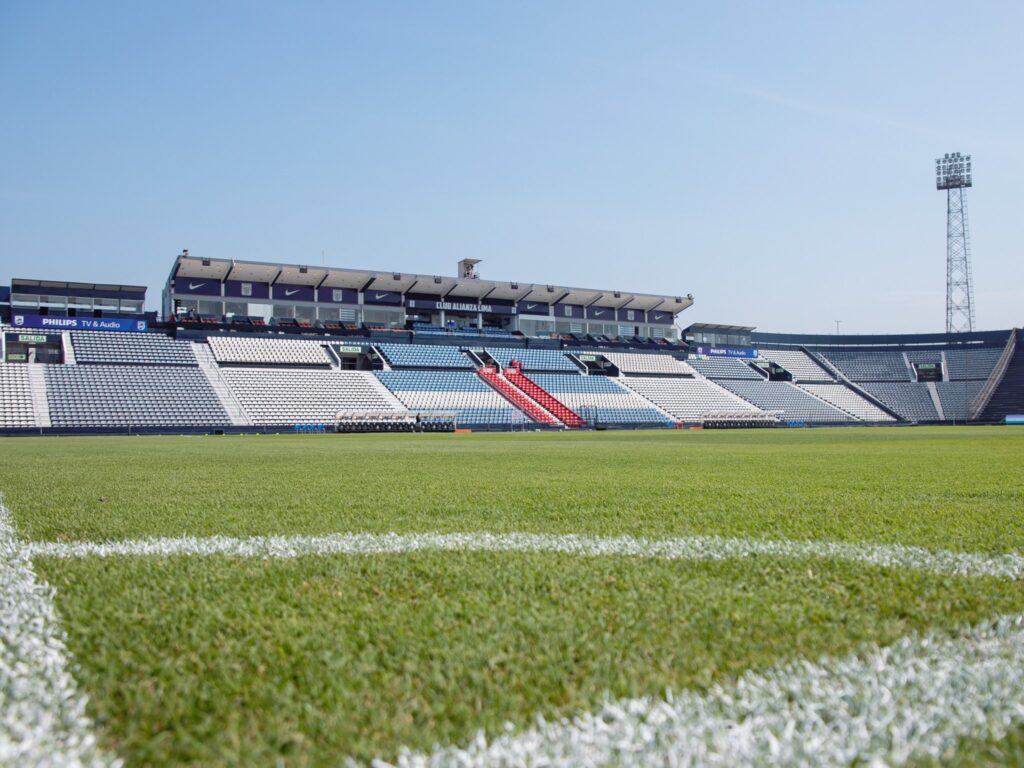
[384, 614, 1024, 768]
[24, 530, 1024, 580]
[0, 503, 114, 767]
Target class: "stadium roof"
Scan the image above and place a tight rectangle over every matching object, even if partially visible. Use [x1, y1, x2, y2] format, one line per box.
[12, 278, 147, 293]
[169, 254, 694, 314]
[682, 323, 756, 333]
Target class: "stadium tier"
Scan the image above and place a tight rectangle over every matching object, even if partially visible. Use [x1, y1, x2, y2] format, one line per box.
[43, 365, 230, 428]
[0, 305, 1019, 434]
[816, 349, 911, 382]
[795, 383, 895, 422]
[220, 369, 400, 425]
[207, 336, 334, 367]
[527, 374, 670, 425]
[858, 382, 939, 422]
[943, 347, 1003, 381]
[375, 371, 521, 425]
[484, 347, 579, 372]
[757, 349, 833, 382]
[376, 343, 475, 370]
[714, 380, 855, 423]
[687, 357, 764, 380]
[933, 380, 984, 421]
[0, 365, 37, 428]
[619, 377, 760, 420]
[597, 351, 696, 376]
[71, 330, 197, 366]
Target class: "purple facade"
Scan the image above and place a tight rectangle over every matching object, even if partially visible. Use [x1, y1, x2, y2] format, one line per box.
[224, 280, 270, 300]
[318, 287, 359, 304]
[554, 303, 584, 319]
[585, 306, 615, 321]
[648, 310, 673, 325]
[175, 279, 222, 296]
[517, 301, 550, 315]
[616, 308, 645, 323]
[272, 283, 315, 302]
[364, 290, 403, 306]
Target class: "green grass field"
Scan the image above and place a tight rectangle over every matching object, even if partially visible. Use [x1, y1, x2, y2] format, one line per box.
[4, 427, 1024, 765]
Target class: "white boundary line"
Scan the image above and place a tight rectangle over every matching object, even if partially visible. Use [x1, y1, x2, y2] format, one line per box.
[24, 530, 1024, 580]
[0, 503, 114, 766]
[385, 614, 1024, 767]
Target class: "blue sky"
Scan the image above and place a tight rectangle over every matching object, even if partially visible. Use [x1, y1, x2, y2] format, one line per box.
[1, 1, 1021, 333]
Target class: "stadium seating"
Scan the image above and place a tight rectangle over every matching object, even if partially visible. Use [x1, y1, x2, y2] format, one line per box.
[71, 331, 197, 366]
[477, 367, 559, 425]
[0, 365, 36, 428]
[816, 350, 911, 382]
[687, 357, 763, 380]
[486, 348, 577, 372]
[934, 381, 984, 421]
[944, 347, 1003, 381]
[859, 383, 939, 422]
[376, 343, 474, 369]
[977, 330, 1024, 421]
[44, 365, 230, 428]
[207, 336, 333, 367]
[598, 352, 696, 376]
[619, 377, 760, 421]
[758, 349, 833, 382]
[503, 367, 585, 427]
[375, 371, 520, 425]
[796, 384, 895, 422]
[220, 369, 399, 425]
[716, 380, 854, 423]
[527, 374, 669, 424]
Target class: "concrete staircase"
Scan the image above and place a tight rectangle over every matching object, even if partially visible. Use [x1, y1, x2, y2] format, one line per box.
[26, 364, 51, 428]
[191, 342, 252, 426]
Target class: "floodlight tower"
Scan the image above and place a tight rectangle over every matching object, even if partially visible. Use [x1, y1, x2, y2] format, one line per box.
[935, 152, 976, 333]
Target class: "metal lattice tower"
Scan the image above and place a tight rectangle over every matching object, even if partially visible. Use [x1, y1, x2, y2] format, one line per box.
[935, 152, 976, 333]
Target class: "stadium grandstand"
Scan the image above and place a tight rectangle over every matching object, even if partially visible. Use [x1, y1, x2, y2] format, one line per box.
[0, 256, 1022, 433]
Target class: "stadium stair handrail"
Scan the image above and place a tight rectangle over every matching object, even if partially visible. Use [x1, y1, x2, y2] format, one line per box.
[969, 329, 1018, 421]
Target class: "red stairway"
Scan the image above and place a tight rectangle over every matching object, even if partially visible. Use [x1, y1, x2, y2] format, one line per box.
[503, 363, 586, 428]
[477, 366, 559, 425]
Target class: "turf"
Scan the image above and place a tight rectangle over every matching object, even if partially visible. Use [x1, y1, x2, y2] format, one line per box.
[3, 427, 1024, 553]
[35, 553, 1024, 766]
[4, 427, 1024, 765]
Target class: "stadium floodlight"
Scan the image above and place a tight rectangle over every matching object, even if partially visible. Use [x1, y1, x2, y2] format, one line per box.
[935, 152, 976, 332]
[935, 152, 972, 190]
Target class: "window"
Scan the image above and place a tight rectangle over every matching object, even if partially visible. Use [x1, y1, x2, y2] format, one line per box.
[241, 283, 253, 297]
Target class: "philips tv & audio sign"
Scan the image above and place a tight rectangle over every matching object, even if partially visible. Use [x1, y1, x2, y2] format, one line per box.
[11, 314, 148, 333]
[694, 344, 756, 358]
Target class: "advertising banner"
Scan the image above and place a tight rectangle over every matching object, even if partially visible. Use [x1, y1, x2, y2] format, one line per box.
[516, 301, 549, 315]
[10, 314, 148, 332]
[694, 344, 756, 358]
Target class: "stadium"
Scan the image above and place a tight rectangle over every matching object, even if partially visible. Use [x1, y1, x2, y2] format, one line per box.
[4, 4, 1024, 767]
[1, 247, 1024, 766]
[1, 251, 1021, 434]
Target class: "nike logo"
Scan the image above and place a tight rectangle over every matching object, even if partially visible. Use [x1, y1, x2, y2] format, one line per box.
[375, 293, 390, 300]
[594, 310, 605, 315]
[188, 282, 206, 290]
[526, 303, 538, 310]
[284, 289, 300, 296]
